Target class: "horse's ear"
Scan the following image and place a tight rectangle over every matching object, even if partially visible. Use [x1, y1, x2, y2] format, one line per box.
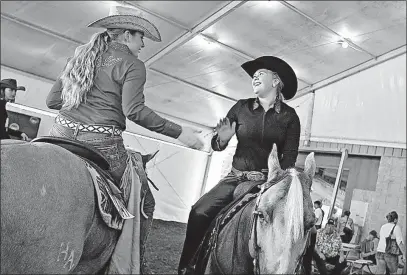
[304, 152, 316, 180]
[142, 150, 159, 166]
[267, 144, 282, 182]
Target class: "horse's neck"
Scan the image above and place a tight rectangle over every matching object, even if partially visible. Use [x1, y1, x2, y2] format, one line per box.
[214, 199, 256, 273]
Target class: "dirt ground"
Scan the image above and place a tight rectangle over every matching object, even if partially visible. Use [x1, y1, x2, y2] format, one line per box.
[144, 219, 187, 274]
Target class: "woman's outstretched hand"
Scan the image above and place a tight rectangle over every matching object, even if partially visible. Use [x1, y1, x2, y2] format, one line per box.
[177, 127, 204, 150]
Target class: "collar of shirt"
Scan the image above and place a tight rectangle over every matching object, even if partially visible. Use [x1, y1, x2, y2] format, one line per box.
[108, 41, 133, 55]
[252, 97, 281, 114]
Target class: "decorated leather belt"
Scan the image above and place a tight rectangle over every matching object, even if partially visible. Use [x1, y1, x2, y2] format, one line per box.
[56, 116, 123, 136]
[232, 167, 268, 182]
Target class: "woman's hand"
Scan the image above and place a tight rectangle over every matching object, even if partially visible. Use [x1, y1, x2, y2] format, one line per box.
[216, 117, 236, 143]
[177, 127, 204, 150]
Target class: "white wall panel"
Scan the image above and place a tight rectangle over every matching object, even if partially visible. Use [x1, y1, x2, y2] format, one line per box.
[311, 54, 406, 148]
[286, 92, 314, 140]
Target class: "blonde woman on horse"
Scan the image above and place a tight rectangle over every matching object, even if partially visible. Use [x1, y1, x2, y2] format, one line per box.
[46, 5, 204, 187]
[178, 56, 317, 275]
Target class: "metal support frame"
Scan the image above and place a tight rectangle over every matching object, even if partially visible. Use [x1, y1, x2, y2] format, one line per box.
[200, 34, 311, 86]
[3, 2, 405, 110]
[149, 69, 238, 103]
[290, 45, 406, 101]
[143, 1, 246, 67]
[0, 13, 84, 45]
[279, 1, 377, 59]
[117, 2, 311, 86]
[328, 148, 349, 218]
[1, 9, 240, 104]
[199, 150, 214, 197]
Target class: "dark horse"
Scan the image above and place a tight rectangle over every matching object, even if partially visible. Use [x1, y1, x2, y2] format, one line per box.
[203, 146, 317, 274]
[1, 139, 156, 274]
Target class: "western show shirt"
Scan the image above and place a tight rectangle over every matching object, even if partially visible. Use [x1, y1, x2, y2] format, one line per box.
[211, 98, 301, 171]
[46, 42, 182, 139]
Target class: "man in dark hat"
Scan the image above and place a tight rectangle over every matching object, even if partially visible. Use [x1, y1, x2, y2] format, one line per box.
[178, 56, 305, 274]
[1, 78, 29, 140]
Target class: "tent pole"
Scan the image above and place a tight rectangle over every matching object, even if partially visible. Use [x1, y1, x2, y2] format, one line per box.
[328, 148, 348, 219]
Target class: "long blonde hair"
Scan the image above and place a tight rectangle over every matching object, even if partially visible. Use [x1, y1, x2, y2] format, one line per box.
[60, 28, 139, 110]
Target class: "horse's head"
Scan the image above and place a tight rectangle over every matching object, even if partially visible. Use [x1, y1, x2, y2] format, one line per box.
[248, 145, 316, 274]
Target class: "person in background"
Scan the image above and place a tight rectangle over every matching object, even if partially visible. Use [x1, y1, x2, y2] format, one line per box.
[1, 79, 29, 141]
[360, 230, 379, 265]
[337, 210, 354, 243]
[314, 218, 348, 275]
[314, 200, 324, 230]
[376, 211, 406, 274]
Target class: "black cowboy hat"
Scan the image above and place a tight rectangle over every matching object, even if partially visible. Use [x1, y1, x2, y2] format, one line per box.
[241, 56, 297, 100]
[327, 218, 335, 225]
[0, 79, 26, 91]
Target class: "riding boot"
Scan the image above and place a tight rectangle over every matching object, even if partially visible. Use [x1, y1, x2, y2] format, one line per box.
[178, 210, 212, 273]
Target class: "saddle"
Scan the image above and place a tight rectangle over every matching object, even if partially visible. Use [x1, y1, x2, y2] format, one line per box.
[31, 136, 133, 230]
[31, 136, 110, 171]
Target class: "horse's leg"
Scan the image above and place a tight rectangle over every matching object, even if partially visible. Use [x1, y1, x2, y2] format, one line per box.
[1, 143, 95, 274]
[72, 209, 120, 274]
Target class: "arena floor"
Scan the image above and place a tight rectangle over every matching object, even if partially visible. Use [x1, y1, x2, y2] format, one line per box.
[144, 219, 187, 274]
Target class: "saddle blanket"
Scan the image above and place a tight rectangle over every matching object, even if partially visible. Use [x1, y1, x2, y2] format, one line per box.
[84, 161, 134, 230]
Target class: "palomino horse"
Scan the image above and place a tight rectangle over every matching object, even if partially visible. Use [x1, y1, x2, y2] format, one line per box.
[203, 146, 316, 274]
[1, 139, 156, 274]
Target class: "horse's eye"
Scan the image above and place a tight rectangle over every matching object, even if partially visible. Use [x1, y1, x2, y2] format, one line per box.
[256, 211, 265, 221]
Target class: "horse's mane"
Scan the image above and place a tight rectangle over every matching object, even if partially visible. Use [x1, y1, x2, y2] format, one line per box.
[285, 169, 304, 245]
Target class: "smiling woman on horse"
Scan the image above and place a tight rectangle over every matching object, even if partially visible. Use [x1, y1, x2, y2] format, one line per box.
[46, 5, 204, 187]
[178, 56, 316, 275]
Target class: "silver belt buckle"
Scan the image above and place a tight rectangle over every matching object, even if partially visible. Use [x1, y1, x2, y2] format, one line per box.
[246, 172, 265, 182]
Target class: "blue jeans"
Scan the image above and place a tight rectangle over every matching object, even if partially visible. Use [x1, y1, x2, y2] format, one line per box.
[376, 252, 399, 274]
[49, 122, 128, 185]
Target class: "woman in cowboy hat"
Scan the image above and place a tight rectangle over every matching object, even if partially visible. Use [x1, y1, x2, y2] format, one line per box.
[46, 5, 204, 185]
[1, 78, 29, 140]
[45, 7, 203, 273]
[178, 56, 310, 275]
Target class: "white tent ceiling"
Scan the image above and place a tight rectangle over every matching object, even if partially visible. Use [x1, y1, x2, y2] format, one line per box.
[1, 1, 406, 129]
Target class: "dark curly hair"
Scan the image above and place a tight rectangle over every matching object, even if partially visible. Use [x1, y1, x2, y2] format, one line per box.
[369, 230, 378, 239]
[386, 211, 398, 223]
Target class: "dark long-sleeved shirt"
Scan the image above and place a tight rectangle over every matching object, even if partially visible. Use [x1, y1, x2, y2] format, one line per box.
[211, 98, 301, 171]
[1, 99, 22, 139]
[46, 41, 182, 139]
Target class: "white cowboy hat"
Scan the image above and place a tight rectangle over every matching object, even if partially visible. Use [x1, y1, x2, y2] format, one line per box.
[88, 5, 161, 42]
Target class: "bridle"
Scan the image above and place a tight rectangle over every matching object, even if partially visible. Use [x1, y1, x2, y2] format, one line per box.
[250, 173, 311, 275]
